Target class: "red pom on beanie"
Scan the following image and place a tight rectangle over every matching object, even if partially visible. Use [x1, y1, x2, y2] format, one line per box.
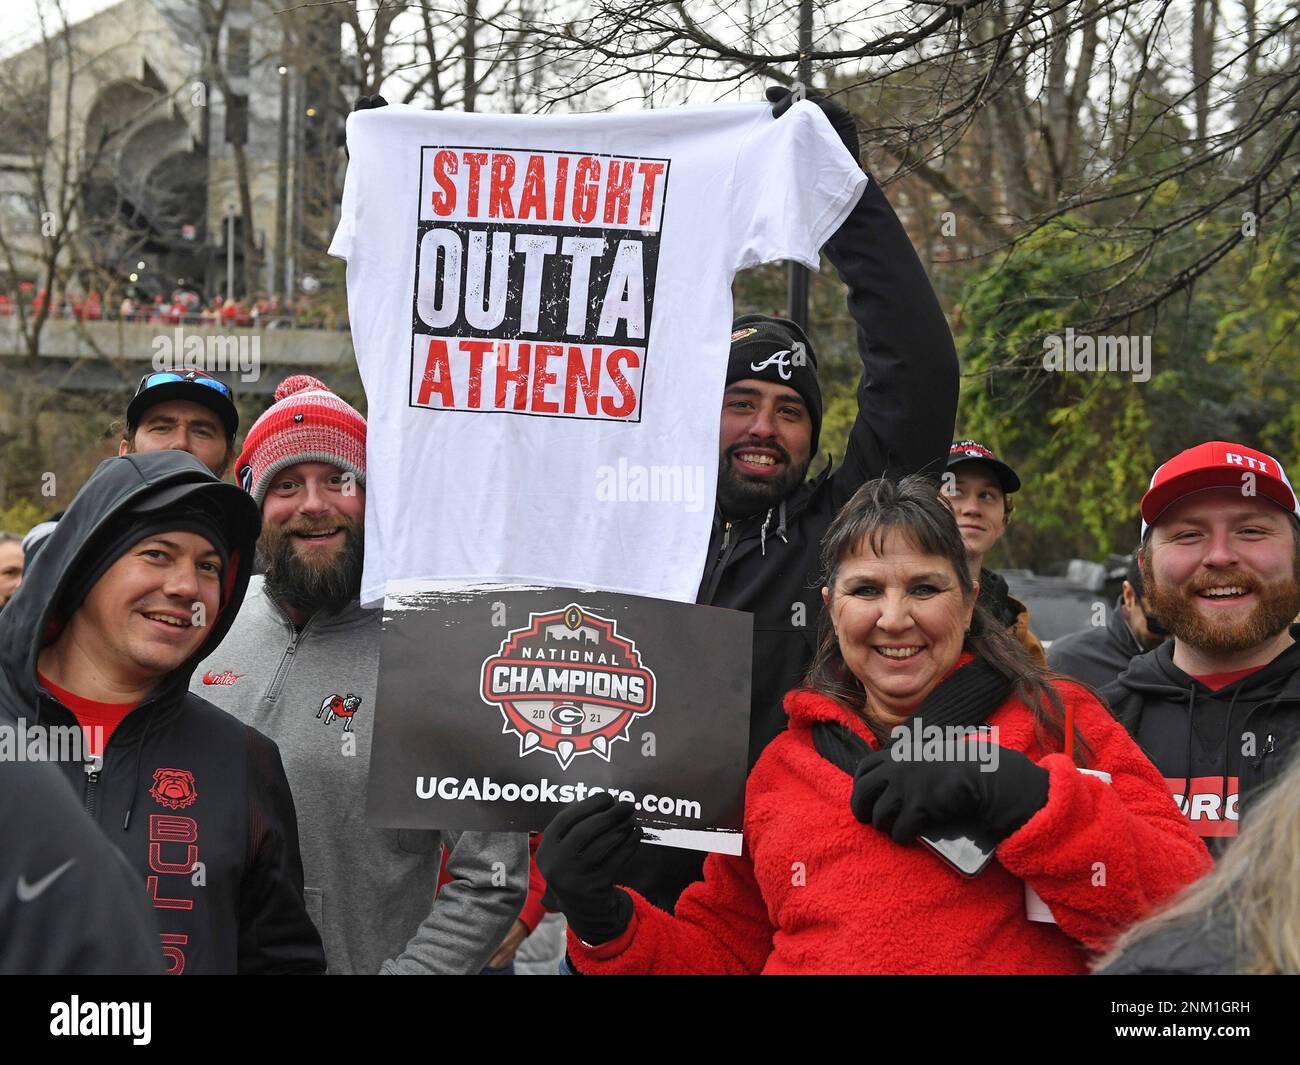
[274, 374, 328, 402]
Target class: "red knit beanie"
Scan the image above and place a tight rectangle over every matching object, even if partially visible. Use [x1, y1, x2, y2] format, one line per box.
[236, 375, 366, 506]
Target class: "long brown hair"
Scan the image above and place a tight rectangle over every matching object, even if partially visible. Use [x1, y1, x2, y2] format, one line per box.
[1098, 744, 1300, 974]
[804, 475, 1088, 761]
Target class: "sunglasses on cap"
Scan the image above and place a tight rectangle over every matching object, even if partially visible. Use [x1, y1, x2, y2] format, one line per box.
[135, 370, 234, 401]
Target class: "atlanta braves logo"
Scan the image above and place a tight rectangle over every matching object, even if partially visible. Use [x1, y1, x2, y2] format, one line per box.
[149, 768, 198, 810]
[480, 604, 656, 769]
[318, 693, 362, 733]
[748, 348, 794, 380]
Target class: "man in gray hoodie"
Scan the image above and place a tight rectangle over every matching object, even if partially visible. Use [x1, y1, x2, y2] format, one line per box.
[192, 374, 528, 974]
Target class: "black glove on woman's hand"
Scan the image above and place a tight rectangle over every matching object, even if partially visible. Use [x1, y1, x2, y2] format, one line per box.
[536, 793, 642, 946]
[765, 85, 860, 165]
[850, 745, 1050, 844]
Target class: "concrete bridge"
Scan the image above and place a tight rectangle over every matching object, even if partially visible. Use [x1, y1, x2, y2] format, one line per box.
[0, 318, 358, 399]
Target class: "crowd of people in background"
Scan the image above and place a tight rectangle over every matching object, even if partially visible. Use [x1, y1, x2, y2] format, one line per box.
[0, 285, 348, 331]
[2, 89, 1299, 977]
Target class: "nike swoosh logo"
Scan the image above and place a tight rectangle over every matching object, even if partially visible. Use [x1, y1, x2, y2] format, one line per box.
[17, 858, 76, 901]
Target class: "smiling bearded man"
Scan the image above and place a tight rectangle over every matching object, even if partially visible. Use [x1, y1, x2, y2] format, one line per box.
[257, 488, 365, 620]
[1141, 527, 1300, 658]
[194, 375, 528, 974]
[1102, 441, 1300, 857]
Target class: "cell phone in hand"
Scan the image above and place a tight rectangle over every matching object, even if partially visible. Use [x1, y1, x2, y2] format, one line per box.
[918, 825, 997, 878]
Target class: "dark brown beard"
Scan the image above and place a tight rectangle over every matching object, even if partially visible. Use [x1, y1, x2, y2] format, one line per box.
[716, 441, 810, 518]
[1142, 553, 1300, 656]
[258, 515, 363, 617]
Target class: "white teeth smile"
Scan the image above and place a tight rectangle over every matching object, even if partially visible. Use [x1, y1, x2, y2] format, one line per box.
[876, 647, 922, 659]
[144, 613, 189, 627]
[297, 529, 341, 539]
[1200, 587, 1246, 598]
[737, 453, 776, 466]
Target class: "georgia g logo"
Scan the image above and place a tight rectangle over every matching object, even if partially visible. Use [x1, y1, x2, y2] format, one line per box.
[480, 604, 656, 769]
[149, 768, 198, 810]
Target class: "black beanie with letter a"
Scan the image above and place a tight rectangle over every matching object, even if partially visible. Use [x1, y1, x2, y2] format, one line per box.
[726, 314, 823, 454]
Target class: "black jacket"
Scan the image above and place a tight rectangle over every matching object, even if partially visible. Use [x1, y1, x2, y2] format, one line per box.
[0, 451, 325, 974]
[626, 172, 958, 911]
[0, 758, 164, 975]
[977, 568, 1023, 631]
[1100, 631, 1300, 858]
[1098, 909, 1239, 976]
[1048, 595, 1147, 691]
[698, 171, 957, 764]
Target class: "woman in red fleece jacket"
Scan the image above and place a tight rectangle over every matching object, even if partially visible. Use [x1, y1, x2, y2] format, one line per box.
[537, 476, 1212, 974]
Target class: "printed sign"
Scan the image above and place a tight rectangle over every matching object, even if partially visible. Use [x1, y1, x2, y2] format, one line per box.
[366, 584, 752, 855]
[410, 146, 669, 421]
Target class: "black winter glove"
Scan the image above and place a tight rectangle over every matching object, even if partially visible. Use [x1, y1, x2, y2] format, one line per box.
[850, 745, 1050, 844]
[766, 85, 860, 165]
[536, 793, 642, 946]
[344, 95, 389, 158]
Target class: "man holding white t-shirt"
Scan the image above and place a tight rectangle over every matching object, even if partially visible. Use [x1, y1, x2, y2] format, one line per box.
[334, 90, 958, 913]
[331, 90, 873, 606]
[619, 89, 960, 910]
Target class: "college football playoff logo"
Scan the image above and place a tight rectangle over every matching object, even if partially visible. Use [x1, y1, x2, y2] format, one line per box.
[480, 604, 656, 769]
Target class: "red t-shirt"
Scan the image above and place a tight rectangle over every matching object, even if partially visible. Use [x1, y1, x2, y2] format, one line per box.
[1192, 664, 1267, 692]
[39, 672, 139, 758]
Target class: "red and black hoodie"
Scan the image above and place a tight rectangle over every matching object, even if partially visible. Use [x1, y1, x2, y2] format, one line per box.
[0, 450, 325, 974]
[1101, 630, 1300, 857]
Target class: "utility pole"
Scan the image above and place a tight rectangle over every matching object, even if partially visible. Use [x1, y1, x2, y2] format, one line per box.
[275, 58, 290, 300]
[787, 0, 813, 331]
[226, 206, 236, 302]
[288, 65, 306, 302]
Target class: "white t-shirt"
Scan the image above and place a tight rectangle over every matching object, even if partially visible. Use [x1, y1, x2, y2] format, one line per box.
[330, 101, 866, 606]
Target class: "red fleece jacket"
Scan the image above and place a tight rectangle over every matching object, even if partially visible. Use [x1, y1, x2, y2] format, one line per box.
[570, 668, 1212, 974]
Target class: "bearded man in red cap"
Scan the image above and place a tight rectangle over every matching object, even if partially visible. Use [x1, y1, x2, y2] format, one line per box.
[1102, 441, 1300, 857]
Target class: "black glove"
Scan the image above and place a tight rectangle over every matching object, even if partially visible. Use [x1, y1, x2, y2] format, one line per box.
[850, 745, 1049, 844]
[344, 95, 389, 157]
[765, 85, 860, 165]
[536, 793, 642, 946]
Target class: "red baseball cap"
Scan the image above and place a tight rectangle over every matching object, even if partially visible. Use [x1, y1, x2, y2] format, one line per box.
[1140, 441, 1300, 535]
